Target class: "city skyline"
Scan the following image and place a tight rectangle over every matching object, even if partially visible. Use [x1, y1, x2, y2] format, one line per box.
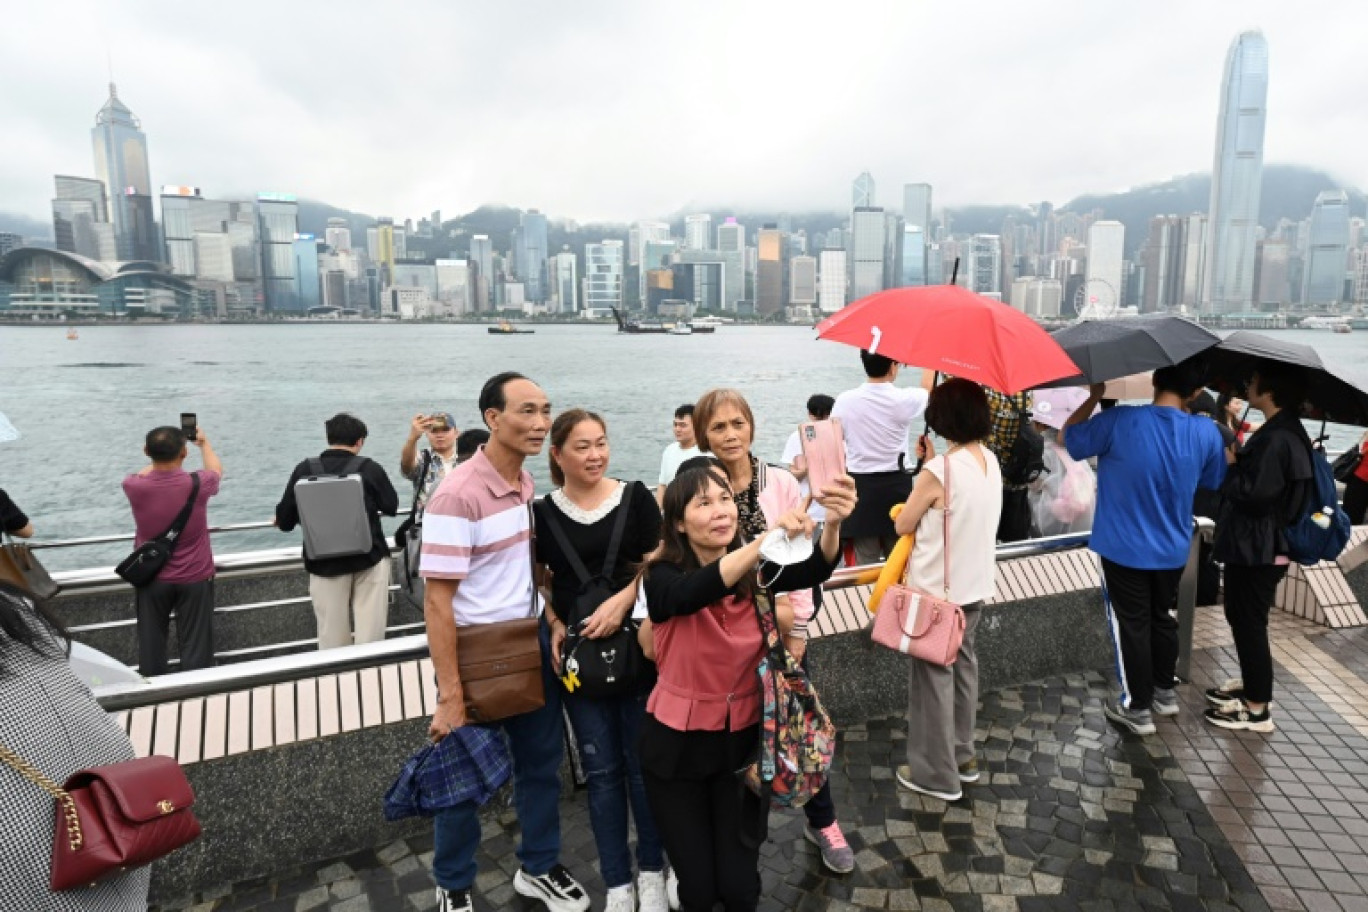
[3, 2, 1367, 225]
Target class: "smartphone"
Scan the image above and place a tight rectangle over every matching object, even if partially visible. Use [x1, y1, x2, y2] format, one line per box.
[180, 412, 198, 442]
[799, 418, 846, 500]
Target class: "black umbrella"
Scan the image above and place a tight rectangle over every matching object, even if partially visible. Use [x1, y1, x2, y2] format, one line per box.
[1043, 315, 1220, 386]
[1204, 330, 1368, 427]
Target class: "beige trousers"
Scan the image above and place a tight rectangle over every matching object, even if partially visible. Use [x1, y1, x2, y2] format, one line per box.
[308, 557, 392, 650]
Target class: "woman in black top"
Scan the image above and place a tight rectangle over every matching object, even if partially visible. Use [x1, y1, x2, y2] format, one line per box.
[535, 409, 667, 912]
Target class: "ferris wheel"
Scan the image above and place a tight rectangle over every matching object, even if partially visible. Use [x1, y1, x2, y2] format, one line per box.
[1074, 279, 1118, 321]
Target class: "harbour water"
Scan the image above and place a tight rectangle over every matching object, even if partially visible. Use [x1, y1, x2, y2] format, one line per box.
[2, 323, 1364, 570]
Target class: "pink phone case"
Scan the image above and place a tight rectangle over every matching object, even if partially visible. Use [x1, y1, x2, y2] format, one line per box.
[799, 419, 846, 499]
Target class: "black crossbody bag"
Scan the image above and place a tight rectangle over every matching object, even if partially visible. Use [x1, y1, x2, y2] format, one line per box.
[537, 483, 646, 698]
[116, 474, 201, 588]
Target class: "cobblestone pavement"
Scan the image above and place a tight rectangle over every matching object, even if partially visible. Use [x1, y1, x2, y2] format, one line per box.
[154, 605, 1368, 911]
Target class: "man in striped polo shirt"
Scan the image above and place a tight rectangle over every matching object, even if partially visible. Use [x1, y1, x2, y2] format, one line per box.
[421, 372, 590, 912]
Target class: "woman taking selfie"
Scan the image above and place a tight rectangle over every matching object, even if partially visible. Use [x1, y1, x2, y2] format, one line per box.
[536, 410, 668, 912]
[893, 379, 1003, 802]
[640, 463, 855, 911]
[690, 387, 855, 872]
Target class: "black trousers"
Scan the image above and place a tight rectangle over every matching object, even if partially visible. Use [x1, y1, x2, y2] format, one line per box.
[135, 578, 215, 676]
[998, 488, 1032, 543]
[1345, 476, 1368, 525]
[1099, 559, 1183, 712]
[1223, 564, 1287, 705]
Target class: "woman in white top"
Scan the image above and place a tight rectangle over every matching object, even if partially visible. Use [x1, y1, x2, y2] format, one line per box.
[891, 379, 1004, 802]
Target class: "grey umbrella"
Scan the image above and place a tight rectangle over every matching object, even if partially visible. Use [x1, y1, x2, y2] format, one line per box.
[1205, 330, 1368, 427]
[1044, 315, 1221, 386]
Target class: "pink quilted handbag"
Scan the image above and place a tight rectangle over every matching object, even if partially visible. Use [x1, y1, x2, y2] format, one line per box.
[871, 451, 967, 667]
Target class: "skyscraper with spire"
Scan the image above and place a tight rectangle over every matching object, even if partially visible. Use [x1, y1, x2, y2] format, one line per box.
[92, 83, 158, 262]
[1202, 32, 1269, 315]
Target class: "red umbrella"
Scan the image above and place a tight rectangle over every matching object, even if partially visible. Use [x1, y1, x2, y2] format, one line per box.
[815, 285, 1080, 393]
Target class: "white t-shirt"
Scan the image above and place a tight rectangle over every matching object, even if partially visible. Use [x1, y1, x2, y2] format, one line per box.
[780, 430, 827, 521]
[831, 383, 930, 473]
[658, 442, 701, 485]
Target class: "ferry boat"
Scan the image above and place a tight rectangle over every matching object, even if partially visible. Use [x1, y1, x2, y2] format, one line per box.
[1301, 316, 1352, 332]
[610, 307, 669, 334]
[689, 316, 725, 332]
[1333, 323, 1352, 334]
[487, 320, 535, 334]
[669, 323, 693, 335]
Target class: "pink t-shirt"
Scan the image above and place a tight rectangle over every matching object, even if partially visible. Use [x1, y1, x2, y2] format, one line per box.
[122, 469, 221, 584]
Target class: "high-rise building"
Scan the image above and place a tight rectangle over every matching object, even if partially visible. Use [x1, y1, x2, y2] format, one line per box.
[1302, 190, 1350, 305]
[900, 225, 927, 287]
[1181, 214, 1208, 308]
[1011, 278, 1063, 317]
[903, 184, 932, 232]
[258, 193, 301, 313]
[1202, 31, 1269, 314]
[789, 255, 817, 307]
[756, 227, 785, 317]
[293, 235, 322, 311]
[374, 217, 396, 282]
[514, 209, 549, 301]
[1085, 221, 1126, 315]
[585, 240, 624, 313]
[52, 175, 116, 262]
[715, 218, 745, 310]
[1253, 240, 1289, 306]
[435, 259, 471, 315]
[552, 249, 578, 313]
[633, 221, 671, 302]
[91, 84, 157, 261]
[818, 249, 847, 313]
[1141, 216, 1186, 313]
[671, 262, 724, 312]
[325, 218, 351, 252]
[0, 233, 24, 256]
[883, 211, 903, 291]
[685, 214, 712, 251]
[970, 235, 1002, 297]
[852, 172, 876, 209]
[850, 207, 885, 300]
[470, 235, 493, 311]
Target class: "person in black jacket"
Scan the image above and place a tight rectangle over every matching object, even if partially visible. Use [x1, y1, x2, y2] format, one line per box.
[275, 413, 399, 650]
[1204, 361, 1313, 732]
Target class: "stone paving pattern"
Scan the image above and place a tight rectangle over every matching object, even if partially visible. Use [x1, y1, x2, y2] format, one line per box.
[154, 604, 1368, 911]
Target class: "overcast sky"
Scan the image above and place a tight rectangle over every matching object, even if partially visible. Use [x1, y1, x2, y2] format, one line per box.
[3, 1, 1366, 225]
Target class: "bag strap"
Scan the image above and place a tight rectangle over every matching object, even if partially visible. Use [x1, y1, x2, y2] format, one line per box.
[536, 482, 635, 587]
[410, 450, 434, 516]
[600, 482, 634, 581]
[527, 503, 539, 620]
[0, 744, 83, 851]
[158, 473, 202, 547]
[941, 451, 952, 600]
[536, 499, 592, 586]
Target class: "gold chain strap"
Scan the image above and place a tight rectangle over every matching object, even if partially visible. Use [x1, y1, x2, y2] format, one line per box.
[0, 744, 84, 851]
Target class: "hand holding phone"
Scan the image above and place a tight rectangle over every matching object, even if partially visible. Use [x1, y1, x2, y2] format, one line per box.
[799, 418, 846, 501]
[180, 412, 198, 442]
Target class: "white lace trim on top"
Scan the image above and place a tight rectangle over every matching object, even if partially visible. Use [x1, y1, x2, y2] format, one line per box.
[551, 481, 625, 525]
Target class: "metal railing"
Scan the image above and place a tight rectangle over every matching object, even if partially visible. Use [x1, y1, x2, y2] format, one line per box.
[29, 512, 412, 553]
[91, 528, 1117, 712]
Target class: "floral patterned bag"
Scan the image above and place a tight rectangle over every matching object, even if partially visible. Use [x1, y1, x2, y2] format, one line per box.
[739, 590, 835, 809]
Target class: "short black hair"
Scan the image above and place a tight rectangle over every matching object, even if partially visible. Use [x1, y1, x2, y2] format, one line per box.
[325, 413, 368, 446]
[479, 371, 529, 425]
[1153, 355, 1209, 400]
[1252, 358, 1309, 411]
[860, 349, 896, 379]
[674, 403, 695, 420]
[806, 394, 835, 420]
[1187, 390, 1218, 418]
[676, 454, 721, 477]
[456, 428, 489, 459]
[145, 426, 185, 462]
[924, 379, 991, 444]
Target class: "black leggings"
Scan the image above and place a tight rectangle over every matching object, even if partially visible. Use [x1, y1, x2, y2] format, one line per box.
[1223, 564, 1287, 705]
[644, 767, 761, 911]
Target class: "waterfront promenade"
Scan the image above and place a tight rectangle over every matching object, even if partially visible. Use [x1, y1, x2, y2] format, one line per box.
[152, 602, 1368, 912]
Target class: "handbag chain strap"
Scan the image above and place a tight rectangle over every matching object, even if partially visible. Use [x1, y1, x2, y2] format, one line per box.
[0, 744, 83, 851]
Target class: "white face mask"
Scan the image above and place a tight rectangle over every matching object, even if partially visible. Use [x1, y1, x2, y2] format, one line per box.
[757, 527, 814, 589]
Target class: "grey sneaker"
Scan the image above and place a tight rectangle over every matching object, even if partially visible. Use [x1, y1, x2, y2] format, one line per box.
[804, 820, 855, 874]
[958, 757, 982, 783]
[1152, 687, 1180, 717]
[895, 764, 963, 802]
[1104, 700, 1157, 735]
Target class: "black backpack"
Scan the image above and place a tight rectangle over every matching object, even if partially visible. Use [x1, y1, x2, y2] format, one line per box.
[1001, 402, 1046, 487]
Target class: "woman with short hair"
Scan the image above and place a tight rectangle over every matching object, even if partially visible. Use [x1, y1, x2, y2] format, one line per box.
[893, 379, 1004, 802]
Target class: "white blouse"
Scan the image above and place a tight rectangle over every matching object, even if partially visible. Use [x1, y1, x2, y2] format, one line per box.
[906, 447, 1003, 606]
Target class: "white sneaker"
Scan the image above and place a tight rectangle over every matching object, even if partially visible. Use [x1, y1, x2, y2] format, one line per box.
[638, 870, 669, 912]
[605, 883, 635, 912]
[666, 867, 680, 910]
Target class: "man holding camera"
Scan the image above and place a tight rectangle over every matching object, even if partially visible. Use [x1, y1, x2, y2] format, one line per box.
[400, 411, 461, 511]
[122, 425, 222, 675]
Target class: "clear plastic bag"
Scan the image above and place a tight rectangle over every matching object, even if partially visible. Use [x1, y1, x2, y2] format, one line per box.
[1029, 443, 1095, 537]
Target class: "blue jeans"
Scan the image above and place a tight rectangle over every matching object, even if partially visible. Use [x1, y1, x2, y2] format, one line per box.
[432, 623, 565, 891]
[565, 689, 664, 888]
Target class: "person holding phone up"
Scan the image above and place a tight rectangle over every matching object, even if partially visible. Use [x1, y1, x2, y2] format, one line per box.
[400, 411, 461, 512]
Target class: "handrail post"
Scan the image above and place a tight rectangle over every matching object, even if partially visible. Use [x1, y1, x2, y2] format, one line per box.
[1175, 517, 1215, 682]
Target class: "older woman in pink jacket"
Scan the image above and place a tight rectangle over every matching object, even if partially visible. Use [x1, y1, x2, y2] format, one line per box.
[689, 388, 855, 875]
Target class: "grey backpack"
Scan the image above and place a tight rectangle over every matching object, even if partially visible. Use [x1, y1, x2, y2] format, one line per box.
[294, 457, 374, 559]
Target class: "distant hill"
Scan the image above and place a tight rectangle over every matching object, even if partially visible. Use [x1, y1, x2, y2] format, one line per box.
[0, 211, 53, 241]
[296, 199, 375, 242]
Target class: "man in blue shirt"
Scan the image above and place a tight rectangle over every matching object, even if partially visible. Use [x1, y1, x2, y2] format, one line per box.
[1062, 357, 1227, 735]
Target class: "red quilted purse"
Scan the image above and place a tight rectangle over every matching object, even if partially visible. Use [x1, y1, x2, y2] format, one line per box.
[1, 747, 202, 891]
